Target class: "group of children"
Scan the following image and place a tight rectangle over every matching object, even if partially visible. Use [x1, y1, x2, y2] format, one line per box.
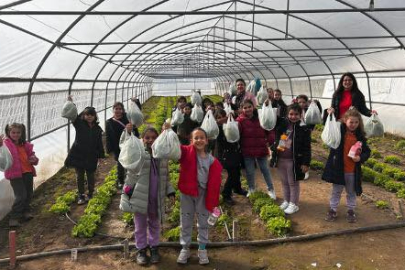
[0, 80, 371, 266]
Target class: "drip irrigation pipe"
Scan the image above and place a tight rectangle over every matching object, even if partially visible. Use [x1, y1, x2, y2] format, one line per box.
[1, 221, 405, 264]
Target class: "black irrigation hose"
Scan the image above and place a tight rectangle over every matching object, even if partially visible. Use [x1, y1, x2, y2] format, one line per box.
[1, 221, 405, 264]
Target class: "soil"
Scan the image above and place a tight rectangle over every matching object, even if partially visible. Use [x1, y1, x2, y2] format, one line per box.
[1, 103, 405, 269]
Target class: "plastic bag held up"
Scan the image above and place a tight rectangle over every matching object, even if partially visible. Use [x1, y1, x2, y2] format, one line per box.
[61, 100, 78, 119]
[304, 102, 322, 125]
[0, 145, 13, 172]
[365, 113, 384, 137]
[223, 114, 240, 143]
[258, 102, 277, 131]
[256, 86, 268, 105]
[151, 128, 181, 160]
[191, 90, 202, 106]
[223, 102, 234, 116]
[127, 101, 143, 128]
[321, 113, 341, 149]
[190, 105, 204, 123]
[118, 132, 145, 173]
[171, 108, 184, 126]
[201, 110, 219, 140]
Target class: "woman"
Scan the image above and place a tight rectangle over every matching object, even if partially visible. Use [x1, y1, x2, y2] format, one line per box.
[328, 73, 376, 120]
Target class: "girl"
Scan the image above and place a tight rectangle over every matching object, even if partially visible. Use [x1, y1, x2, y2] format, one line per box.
[272, 89, 288, 118]
[119, 127, 175, 265]
[105, 100, 141, 189]
[172, 127, 222, 265]
[176, 102, 199, 145]
[236, 100, 276, 199]
[296, 94, 323, 130]
[270, 104, 311, 214]
[0, 123, 39, 227]
[214, 109, 246, 205]
[62, 96, 105, 205]
[322, 108, 371, 223]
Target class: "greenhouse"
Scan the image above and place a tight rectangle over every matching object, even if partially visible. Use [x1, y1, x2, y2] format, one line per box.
[1, 0, 405, 269]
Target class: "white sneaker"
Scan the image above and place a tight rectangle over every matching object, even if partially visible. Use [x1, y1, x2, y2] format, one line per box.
[198, 249, 209, 265]
[177, 248, 191, 264]
[304, 171, 310, 180]
[246, 189, 255, 198]
[267, 189, 276, 200]
[279, 201, 289, 210]
[284, 202, 299, 214]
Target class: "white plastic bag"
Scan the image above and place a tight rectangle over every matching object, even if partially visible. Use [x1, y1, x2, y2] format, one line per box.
[61, 101, 78, 120]
[191, 90, 202, 106]
[223, 114, 240, 143]
[223, 103, 234, 116]
[229, 83, 236, 96]
[118, 132, 145, 172]
[258, 103, 277, 131]
[201, 110, 219, 140]
[127, 101, 143, 127]
[304, 102, 322, 125]
[256, 86, 267, 105]
[246, 80, 256, 93]
[321, 113, 341, 149]
[365, 113, 384, 138]
[152, 128, 181, 160]
[0, 145, 13, 172]
[171, 108, 184, 126]
[190, 105, 204, 123]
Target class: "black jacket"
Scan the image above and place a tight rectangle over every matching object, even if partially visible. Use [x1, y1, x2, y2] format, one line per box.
[272, 99, 288, 118]
[321, 124, 371, 195]
[105, 113, 139, 159]
[270, 118, 311, 181]
[215, 125, 242, 169]
[65, 115, 105, 171]
[331, 90, 371, 120]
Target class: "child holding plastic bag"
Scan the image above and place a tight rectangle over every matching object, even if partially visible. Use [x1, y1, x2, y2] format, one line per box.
[322, 108, 370, 223]
[119, 127, 175, 265]
[296, 95, 322, 130]
[162, 123, 222, 265]
[177, 103, 199, 145]
[0, 124, 39, 227]
[214, 109, 246, 205]
[62, 96, 105, 205]
[237, 100, 276, 199]
[270, 104, 311, 215]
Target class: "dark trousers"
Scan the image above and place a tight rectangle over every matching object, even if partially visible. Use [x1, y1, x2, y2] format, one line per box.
[115, 153, 126, 185]
[10, 173, 33, 218]
[222, 166, 243, 198]
[75, 168, 95, 196]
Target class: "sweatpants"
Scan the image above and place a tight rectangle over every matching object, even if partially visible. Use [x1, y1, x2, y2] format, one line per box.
[180, 187, 209, 247]
[330, 173, 356, 211]
[134, 212, 160, 249]
[9, 173, 33, 219]
[277, 158, 300, 205]
[222, 166, 242, 198]
[75, 168, 95, 196]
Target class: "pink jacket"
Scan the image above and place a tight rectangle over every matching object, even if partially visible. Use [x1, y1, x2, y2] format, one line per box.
[3, 138, 38, 180]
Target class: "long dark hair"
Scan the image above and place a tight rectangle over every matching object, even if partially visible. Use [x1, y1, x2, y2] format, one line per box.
[5, 123, 27, 145]
[80, 107, 99, 125]
[112, 102, 125, 113]
[333, 72, 360, 99]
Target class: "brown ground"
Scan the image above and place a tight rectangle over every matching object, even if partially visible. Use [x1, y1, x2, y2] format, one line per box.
[1, 115, 405, 269]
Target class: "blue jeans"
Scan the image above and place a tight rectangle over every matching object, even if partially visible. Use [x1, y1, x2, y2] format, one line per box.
[244, 156, 274, 191]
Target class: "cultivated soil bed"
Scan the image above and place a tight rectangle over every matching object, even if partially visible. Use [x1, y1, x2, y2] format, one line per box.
[1, 98, 405, 269]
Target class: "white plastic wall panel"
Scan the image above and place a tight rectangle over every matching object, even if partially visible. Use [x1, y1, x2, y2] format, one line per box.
[31, 82, 69, 93]
[276, 80, 293, 95]
[372, 12, 405, 36]
[270, 67, 289, 79]
[72, 57, 112, 80]
[323, 57, 364, 74]
[358, 50, 405, 71]
[291, 78, 310, 96]
[70, 82, 94, 91]
[0, 82, 29, 95]
[283, 65, 307, 78]
[96, 0, 162, 12]
[37, 49, 87, 79]
[300, 61, 331, 76]
[0, 96, 27, 127]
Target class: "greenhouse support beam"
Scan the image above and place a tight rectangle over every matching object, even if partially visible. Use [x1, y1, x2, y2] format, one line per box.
[2, 8, 405, 15]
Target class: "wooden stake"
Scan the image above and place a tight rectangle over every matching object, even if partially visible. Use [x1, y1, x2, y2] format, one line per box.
[9, 231, 16, 269]
[123, 239, 129, 259]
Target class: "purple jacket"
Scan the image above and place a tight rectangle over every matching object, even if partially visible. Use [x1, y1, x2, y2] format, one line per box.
[4, 138, 38, 180]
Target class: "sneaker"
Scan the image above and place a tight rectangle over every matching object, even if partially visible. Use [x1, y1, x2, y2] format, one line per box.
[177, 248, 191, 264]
[197, 249, 209, 265]
[149, 247, 160, 264]
[347, 210, 357, 223]
[9, 218, 21, 227]
[267, 189, 276, 200]
[325, 209, 337, 222]
[246, 189, 255, 198]
[304, 171, 310, 180]
[279, 201, 289, 210]
[284, 202, 299, 214]
[223, 197, 235, 205]
[234, 189, 248, 197]
[136, 248, 148, 265]
[77, 194, 86, 205]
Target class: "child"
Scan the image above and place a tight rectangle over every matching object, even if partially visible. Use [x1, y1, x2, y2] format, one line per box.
[0, 124, 39, 227]
[173, 127, 222, 265]
[322, 108, 370, 223]
[177, 103, 199, 145]
[272, 89, 288, 118]
[270, 104, 311, 214]
[296, 94, 323, 129]
[105, 100, 141, 189]
[63, 96, 105, 205]
[120, 127, 175, 265]
[236, 100, 276, 199]
[214, 109, 246, 205]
